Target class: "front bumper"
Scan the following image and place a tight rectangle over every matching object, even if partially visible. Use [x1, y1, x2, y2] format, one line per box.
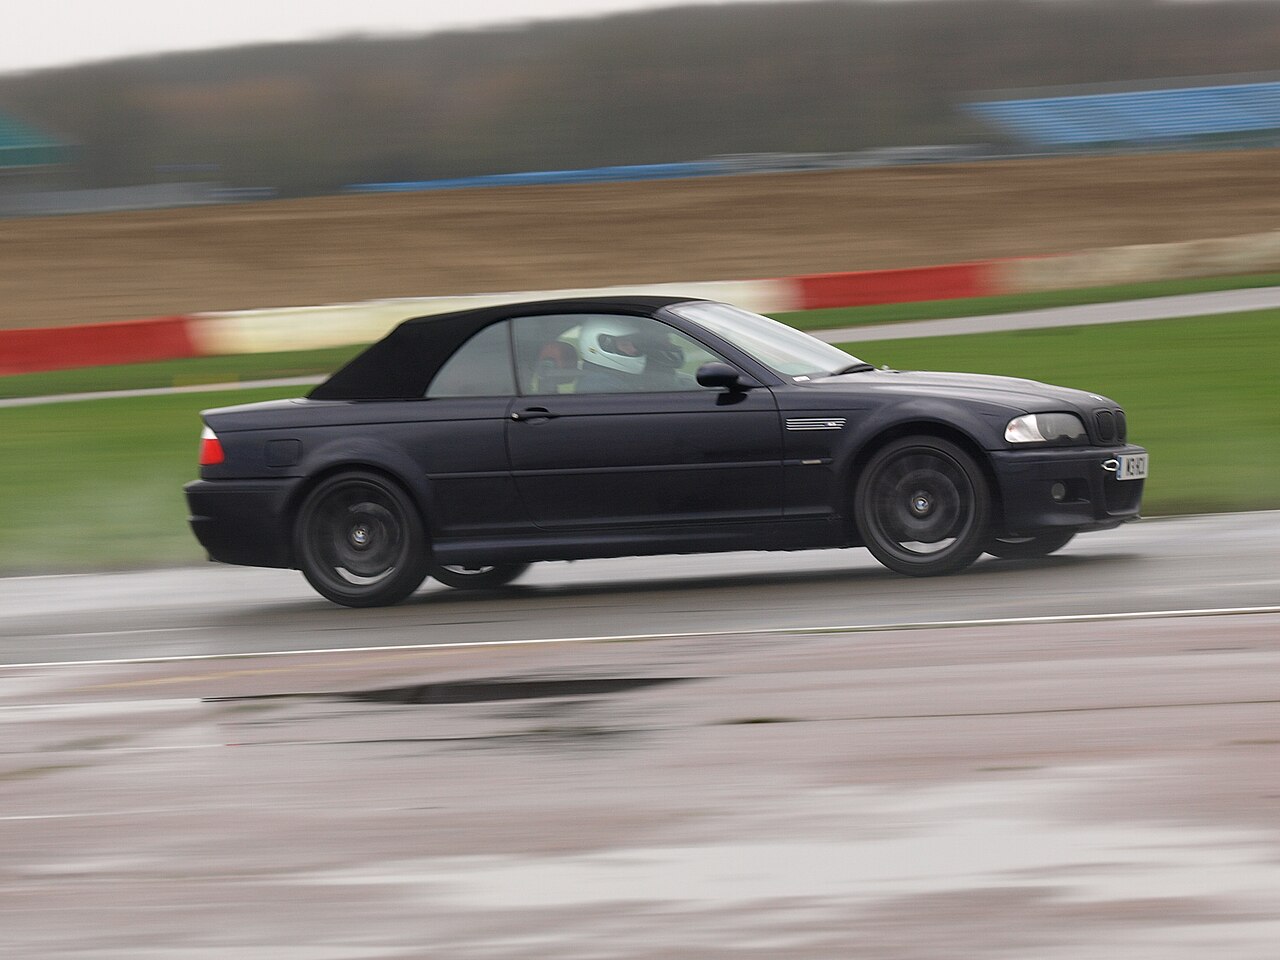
[184, 477, 304, 569]
[990, 443, 1146, 536]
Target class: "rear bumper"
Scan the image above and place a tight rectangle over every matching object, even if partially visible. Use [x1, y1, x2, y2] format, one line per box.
[184, 477, 304, 569]
[990, 444, 1146, 536]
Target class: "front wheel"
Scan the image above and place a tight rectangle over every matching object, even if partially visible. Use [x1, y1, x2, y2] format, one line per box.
[294, 471, 429, 607]
[985, 530, 1076, 560]
[854, 436, 991, 577]
[429, 563, 530, 590]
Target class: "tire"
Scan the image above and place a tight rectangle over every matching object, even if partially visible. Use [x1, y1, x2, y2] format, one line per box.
[293, 471, 429, 607]
[429, 562, 530, 590]
[985, 529, 1076, 560]
[854, 436, 991, 577]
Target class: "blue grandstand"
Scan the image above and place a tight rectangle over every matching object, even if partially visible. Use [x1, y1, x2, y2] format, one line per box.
[963, 80, 1280, 148]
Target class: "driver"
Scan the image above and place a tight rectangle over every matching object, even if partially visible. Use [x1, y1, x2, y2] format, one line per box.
[577, 317, 649, 392]
[577, 317, 687, 392]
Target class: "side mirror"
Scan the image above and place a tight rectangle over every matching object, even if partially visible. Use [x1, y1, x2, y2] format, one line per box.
[696, 361, 747, 391]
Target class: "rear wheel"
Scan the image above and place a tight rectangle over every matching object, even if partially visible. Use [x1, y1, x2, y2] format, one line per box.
[294, 471, 429, 607]
[985, 530, 1076, 560]
[429, 563, 530, 590]
[854, 436, 991, 577]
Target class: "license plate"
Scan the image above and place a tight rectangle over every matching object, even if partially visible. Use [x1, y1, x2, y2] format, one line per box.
[1116, 453, 1148, 480]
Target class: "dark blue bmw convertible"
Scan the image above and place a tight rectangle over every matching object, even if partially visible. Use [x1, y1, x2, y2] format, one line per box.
[185, 296, 1147, 606]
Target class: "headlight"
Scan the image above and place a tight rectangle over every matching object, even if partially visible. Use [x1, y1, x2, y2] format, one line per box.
[1005, 413, 1087, 444]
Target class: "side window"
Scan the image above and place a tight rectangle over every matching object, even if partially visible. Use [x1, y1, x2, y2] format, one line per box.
[512, 314, 726, 395]
[426, 322, 516, 398]
[511, 315, 586, 395]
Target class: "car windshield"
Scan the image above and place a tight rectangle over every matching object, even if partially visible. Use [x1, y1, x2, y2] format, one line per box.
[669, 301, 867, 379]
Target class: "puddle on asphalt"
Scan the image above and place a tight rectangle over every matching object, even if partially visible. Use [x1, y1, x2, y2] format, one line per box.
[287, 775, 1280, 911]
[341, 676, 690, 705]
[206, 675, 689, 751]
[208, 675, 691, 706]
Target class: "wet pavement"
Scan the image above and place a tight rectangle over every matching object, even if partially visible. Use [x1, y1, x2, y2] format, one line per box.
[4, 611, 1280, 958]
[3, 511, 1279, 666]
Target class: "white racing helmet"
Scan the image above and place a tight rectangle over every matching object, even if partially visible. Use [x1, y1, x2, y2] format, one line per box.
[578, 316, 646, 375]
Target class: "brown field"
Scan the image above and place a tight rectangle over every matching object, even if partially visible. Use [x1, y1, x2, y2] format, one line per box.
[2, 149, 1278, 330]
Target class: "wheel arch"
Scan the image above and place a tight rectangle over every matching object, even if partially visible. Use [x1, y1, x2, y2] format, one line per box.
[842, 419, 1001, 541]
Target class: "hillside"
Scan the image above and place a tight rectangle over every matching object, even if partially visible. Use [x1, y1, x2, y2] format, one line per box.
[1, 1, 1279, 194]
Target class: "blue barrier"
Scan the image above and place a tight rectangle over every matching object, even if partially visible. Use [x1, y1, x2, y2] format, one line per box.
[343, 160, 727, 193]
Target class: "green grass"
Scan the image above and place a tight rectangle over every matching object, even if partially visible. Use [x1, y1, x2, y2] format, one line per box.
[2, 271, 1278, 400]
[840, 310, 1280, 517]
[0, 345, 362, 400]
[774, 271, 1280, 331]
[0, 310, 1277, 574]
[0, 386, 298, 573]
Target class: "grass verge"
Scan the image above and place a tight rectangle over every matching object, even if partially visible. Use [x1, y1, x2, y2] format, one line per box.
[0, 310, 1276, 574]
[0, 345, 361, 401]
[0, 386, 297, 573]
[842, 310, 1280, 517]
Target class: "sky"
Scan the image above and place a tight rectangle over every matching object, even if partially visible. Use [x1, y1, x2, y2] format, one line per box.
[1, 0, 1236, 75]
[1, 0, 813, 75]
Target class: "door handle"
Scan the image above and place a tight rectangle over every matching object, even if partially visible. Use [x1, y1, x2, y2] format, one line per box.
[511, 407, 559, 422]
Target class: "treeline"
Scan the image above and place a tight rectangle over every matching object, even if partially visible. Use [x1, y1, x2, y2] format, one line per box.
[2, 0, 1279, 196]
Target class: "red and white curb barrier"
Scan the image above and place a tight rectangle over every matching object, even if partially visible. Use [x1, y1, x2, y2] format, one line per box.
[0, 316, 200, 376]
[3, 228, 1278, 376]
[0, 262, 1010, 374]
[185, 261, 1008, 356]
[186, 279, 795, 357]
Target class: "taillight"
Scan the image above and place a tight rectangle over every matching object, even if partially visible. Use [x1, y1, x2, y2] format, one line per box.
[199, 426, 225, 466]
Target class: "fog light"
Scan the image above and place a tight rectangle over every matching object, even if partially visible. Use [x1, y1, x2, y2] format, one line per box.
[1050, 482, 1067, 502]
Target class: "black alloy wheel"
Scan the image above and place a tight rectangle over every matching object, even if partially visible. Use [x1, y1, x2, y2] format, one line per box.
[294, 471, 429, 607]
[854, 436, 991, 577]
[985, 529, 1077, 560]
[428, 563, 531, 590]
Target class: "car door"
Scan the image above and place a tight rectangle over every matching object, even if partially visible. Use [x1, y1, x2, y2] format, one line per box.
[415, 320, 528, 538]
[505, 313, 784, 529]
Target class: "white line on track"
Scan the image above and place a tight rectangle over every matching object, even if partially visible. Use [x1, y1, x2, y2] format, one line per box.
[0, 807, 215, 822]
[0, 375, 322, 409]
[4, 627, 218, 642]
[2, 605, 1277, 671]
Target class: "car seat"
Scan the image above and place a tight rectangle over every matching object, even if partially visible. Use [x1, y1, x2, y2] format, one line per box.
[533, 340, 580, 393]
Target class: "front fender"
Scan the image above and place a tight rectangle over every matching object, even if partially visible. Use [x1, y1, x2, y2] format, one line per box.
[834, 396, 1011, 475]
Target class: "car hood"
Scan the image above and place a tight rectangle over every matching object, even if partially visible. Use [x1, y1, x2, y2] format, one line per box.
[809, 369, 1115, 411]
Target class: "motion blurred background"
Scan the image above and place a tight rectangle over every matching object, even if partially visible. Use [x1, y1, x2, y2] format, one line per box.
[4, 0, 1280, 194]
[3, 0, 1280, 321]
[1, 0, 1278, 569]
[4, 6, 1280, 955]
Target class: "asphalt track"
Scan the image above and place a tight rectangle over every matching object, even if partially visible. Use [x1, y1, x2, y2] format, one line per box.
[3, 511, 1277, 666]
[3, 514, 1279, 958]
[814, 282, 1280, 344]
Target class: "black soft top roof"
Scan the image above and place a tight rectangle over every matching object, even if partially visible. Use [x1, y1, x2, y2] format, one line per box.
[309, 295, 699, 401]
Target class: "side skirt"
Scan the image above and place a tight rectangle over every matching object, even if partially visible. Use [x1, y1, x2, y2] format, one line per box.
[430, 518, 849, 565]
